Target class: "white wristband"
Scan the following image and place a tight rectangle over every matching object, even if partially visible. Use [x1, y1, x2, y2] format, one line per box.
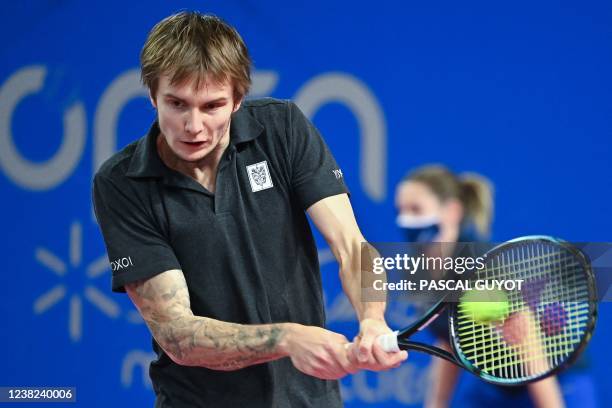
[377, 330, 400, 352]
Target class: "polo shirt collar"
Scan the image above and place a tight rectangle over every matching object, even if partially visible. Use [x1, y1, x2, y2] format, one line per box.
[125, 106, 264, 179]
[126, 121, 166, 178]
[229, 104, 265, 145]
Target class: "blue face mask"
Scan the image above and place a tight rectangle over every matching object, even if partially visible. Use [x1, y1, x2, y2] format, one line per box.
[396, 214, 440, 243]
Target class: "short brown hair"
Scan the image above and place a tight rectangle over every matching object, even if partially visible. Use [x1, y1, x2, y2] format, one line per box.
[140, 11, 252, 101]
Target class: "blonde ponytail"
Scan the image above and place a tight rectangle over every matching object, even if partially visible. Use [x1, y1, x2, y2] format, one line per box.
[459, 173, 494, 238]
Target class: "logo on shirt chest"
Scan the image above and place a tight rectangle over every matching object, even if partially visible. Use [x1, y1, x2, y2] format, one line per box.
[246, 161, 274, 192]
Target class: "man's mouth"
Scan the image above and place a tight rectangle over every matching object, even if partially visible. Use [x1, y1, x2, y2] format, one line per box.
[182, 141, 207, 147]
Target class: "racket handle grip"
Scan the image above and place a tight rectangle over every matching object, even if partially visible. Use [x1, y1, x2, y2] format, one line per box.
[377, 330, 400, 352]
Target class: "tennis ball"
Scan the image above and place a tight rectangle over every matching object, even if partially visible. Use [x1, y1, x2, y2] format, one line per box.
[460, 289, 510, 323]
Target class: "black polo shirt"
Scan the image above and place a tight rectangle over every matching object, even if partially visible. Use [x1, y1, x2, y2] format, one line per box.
[93, 98, 348, 408]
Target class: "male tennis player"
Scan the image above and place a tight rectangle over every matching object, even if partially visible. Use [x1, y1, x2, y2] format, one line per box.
[93, 11, 406, 407]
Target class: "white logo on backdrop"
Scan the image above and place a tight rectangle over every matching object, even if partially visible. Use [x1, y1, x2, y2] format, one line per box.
[294, 73, 387, 201]
[93, 69, 149, 183]
[33, 220, 143, 341]
[0, 67, 387, 202]
[121, 350, 156, 389]
[0, 66, 86, 190]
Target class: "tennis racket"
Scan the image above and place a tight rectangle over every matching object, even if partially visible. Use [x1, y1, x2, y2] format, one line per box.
[368, 236, 597, 386]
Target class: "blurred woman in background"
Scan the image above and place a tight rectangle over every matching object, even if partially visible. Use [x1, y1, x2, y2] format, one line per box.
[395, 164, 570, 408]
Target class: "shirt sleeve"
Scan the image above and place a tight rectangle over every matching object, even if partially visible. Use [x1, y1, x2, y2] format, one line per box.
[287, 102, 350, 210]
[92, 174, 181, 292]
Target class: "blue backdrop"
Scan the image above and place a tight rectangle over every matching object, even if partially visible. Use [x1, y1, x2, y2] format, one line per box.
[1, 1, 610, 406]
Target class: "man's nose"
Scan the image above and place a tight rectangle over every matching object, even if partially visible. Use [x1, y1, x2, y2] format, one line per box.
[185, 110, 204, 135]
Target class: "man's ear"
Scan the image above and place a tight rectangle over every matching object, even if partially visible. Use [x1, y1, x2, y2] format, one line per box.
[149, 90, 157, 109]
[232, 97, 243, 113]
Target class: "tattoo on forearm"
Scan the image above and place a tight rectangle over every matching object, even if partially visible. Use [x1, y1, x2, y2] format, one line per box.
[127, 272, 286, 370]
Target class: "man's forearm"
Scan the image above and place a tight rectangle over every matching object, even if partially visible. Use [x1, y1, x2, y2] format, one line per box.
[305, 194, 387, 322]
[149, 314, 291, 369]
[338, 240, 386, 322]
[127, 270, 293, 370]
[341, 269, 386, 321]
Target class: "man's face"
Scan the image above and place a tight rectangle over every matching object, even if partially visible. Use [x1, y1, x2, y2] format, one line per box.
[151, 74, 241, 162]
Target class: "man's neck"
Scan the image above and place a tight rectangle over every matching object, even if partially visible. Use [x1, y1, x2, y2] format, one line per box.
[156, 134, 230, 192]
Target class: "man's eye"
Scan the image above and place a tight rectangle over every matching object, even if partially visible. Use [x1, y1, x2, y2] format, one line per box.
[171, 100, 183, 108]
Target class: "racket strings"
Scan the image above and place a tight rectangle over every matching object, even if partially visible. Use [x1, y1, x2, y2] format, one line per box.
[454, 241, 591, 381]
